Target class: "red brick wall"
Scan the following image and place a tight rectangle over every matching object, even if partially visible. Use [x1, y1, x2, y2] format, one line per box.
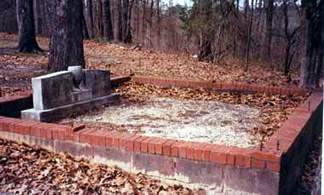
[0, 78, 321, 194]
[132, 76, 308, 95]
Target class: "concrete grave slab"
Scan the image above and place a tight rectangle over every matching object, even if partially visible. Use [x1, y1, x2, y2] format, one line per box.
[21, 66, 119, 122]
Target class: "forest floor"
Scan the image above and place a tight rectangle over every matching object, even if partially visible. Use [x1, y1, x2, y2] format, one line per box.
[0, 138, 202, 194]
[0, 32, 320, 194]
[0, 32, 299, 90]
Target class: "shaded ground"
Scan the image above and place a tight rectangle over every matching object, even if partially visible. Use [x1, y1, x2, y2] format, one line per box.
[0, 139, 202, 194]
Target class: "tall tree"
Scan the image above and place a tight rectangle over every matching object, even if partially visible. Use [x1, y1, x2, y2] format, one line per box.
[103, 0, 114, 41]
[156, 0, 161, 47]
[245, 0, 254, 71]
[195, 0, 214, 61]
[84, 0, 94, 38]
[118, 0, 133, 43]
[149, 0, 154, 47]
[48, 0, 85, 71]
[141, 0, 147, 44]
[117, 0, 123, 41]
[264, 0, 274, 62]
[81, 4, 90, 40]
[300, 0, 324, 88]
[282, 0, 300, 75]
[123, 0, 133, 43]
[16, 0, 42, 52]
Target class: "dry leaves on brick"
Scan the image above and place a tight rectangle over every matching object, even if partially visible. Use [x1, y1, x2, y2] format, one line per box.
[0, 139, 201, 194]
[114, 82, 308, 145]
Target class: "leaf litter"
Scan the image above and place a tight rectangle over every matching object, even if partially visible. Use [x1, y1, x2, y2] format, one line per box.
[0, 139, 203, 194]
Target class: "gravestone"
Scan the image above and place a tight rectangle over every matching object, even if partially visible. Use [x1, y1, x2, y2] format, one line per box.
[21, 66, 119, 122]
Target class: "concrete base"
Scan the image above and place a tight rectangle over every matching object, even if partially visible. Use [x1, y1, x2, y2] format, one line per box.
[21, 93, 120, 122]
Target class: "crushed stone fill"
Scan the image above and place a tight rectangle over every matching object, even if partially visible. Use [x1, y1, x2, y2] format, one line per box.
[77, 97, 262, 148]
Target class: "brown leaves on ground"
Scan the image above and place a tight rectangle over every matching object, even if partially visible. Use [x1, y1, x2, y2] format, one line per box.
[85, 41, 298, 87]
[114, 82, 308, 145]
[0, 54, 47, 67]
[0, 32, 298, 88]
[0, 139, 200, 194]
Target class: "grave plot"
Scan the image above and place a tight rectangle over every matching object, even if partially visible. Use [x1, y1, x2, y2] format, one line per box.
[59, 81, 308, 148]
[0, 73, 321, 195]
[62, 96, 262, 148]
[0, 33, 321, 195]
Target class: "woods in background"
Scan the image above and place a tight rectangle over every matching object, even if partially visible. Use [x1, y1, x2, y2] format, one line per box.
[0, 0, 323, 87]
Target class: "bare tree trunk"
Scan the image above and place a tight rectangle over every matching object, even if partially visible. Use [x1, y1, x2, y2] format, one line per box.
[117, 0, 123, 41]
[233, 0, 239, 57]
[197, 0, 214, 62]
[81, 2, 90, 40]
[122, 0, 133, 43]
[300, 0, 324, 88]
[34, 0, 43, 35]
[245, 0, 254, 71]
[103, 0, 113, 41]
[156, 0, 161, 48]
[98, 0, 104, 37]
[84, 0, 94, 38]
[264, 0, 273, 63]
[149, 0, 154, 47]
[134, 0, 140, 40]
[16, 0, 42, 52]
[283, 0, 293, 75]
[142, 0, 147, 45]
[198, 34, 213, 61]
[48, 0, 85, 71]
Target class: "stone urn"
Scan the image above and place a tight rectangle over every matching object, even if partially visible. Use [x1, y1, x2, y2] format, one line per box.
[68, 66, 83, 89]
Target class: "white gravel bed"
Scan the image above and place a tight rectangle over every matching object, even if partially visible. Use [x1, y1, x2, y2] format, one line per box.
[77, 97, 262, 148]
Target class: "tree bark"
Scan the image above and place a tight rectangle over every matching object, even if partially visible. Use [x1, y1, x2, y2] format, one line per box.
[117, 0, 123, 41]
[198, 34, 213, 62]
[16, 0, 42, 52]
[103, 0, 113, 41]
[34, 0, 42, 35]
[122, 0, 133, 43]
[84, 0, 94, 38]
[98, 0, 104, 37]
[264, 0, 273, 62]
[48, 0, 85, 71]
[149, 0, 154, 47]
[117, 0, 133, 43]
[141, 0, 147, 44]
[197, 0, 214, 62]
[245, 0, 254, 71]
[300, 0, 324, 88]
[156, 0, 161, 47]
[81, 2, 90, 40]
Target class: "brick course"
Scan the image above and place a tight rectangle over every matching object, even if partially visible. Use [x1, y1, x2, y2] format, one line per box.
[0, 91, 321, 174]
[132, 76, 308, 95]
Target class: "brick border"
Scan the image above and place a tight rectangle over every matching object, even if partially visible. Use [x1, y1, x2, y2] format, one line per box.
[111, 75, 132, 87]
[0, 85, 321, 174]
[132, 76, 308, 95]
[0, 78, 322, 194]
[264, 92, 322, 154]
[0, 115, 281, 171]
